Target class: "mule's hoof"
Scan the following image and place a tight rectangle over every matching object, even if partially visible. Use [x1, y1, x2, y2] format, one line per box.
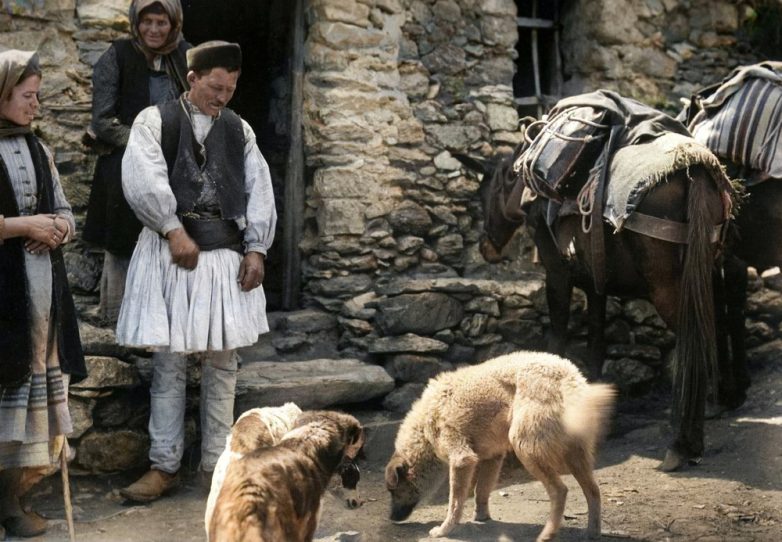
[659, 449, 702, 472]
[705, 401, 728, 420]
[658, 449, 686, 472]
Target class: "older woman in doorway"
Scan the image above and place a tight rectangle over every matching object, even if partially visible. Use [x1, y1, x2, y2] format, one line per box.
[83, 0, 190, 325]
[0, 49, 86, 539]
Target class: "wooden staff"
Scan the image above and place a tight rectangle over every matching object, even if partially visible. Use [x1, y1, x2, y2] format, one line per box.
[60, 438, 76, 542]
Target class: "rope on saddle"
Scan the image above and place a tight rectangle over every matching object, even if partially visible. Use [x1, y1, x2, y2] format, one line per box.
[513, 108, 609, 202]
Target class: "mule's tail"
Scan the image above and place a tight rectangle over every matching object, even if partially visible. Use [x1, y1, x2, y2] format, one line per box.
[673, 168, 720, 449]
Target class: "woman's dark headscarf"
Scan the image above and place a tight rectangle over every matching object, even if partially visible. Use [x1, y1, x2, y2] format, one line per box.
[0, 49, 39, 138]
[129, 0, 184, 60]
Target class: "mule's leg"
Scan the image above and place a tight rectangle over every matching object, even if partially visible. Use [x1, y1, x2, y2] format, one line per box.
[429, 451, 478, 538]
[661, 373, 707, 472]
[712, 263, 731, 417]
[520, 458, 568, 542]
[472, 455, 504, 522]
[567, 452, 601, 539]
[585, 288, 607, 380]
[723, 255, 750, 408]
[535, 227, 573, 356]
[640, 249, 704, 471]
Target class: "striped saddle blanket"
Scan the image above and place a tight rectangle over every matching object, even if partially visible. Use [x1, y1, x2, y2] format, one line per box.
[690, 76, 782, 181]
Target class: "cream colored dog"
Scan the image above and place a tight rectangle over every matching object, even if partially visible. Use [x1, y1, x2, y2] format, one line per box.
[205, 402, 302, 539]
[385, 351, 615, 541]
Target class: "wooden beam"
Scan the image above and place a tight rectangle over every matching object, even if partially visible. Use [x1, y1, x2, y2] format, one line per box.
[282, 0, 306, 310]
[516, 17, 555, 29]
[515, 96, 541, 106]
[514, 94, 559, 107]
[553, 0, 564, 98]
[530, 1, 543, 117]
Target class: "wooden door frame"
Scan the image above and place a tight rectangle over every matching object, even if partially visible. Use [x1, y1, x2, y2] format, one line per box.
[282, 0, 305, 309]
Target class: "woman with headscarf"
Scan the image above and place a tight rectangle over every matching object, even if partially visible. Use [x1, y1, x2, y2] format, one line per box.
[0, 49, 86, 539]
[83, 0, 190, 324]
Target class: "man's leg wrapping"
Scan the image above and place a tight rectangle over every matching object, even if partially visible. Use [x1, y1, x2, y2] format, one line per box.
[148, 351, 187, 473]
[199, 350, 237, 472]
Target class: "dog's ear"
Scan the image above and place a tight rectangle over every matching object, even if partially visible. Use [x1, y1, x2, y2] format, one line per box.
[385, 456, 408, 490]
[344, 424, 365, 460]
[348, 425, 364, 446]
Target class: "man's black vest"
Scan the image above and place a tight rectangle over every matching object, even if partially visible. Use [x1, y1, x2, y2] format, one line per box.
[0, 135, 86, 386]
[158, 99, 246, 219]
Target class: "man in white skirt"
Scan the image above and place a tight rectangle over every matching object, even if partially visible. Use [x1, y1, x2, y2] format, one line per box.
[116, 41, 277, 502]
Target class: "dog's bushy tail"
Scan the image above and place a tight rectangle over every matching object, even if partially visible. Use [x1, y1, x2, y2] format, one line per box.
[563, 383, 616, 452]
[511, 357, 616, 464]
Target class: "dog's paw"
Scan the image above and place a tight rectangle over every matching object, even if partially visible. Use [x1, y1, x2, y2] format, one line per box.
[429, 525, 452, 538]
[473, 512, 491, 522]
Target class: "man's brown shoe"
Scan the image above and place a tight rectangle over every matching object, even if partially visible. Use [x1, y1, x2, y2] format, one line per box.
[119, 470, 180, 503]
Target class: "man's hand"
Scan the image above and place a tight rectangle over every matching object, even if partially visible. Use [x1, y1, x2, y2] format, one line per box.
[238, 252, 265, 292]
[166, 228, 200, 270]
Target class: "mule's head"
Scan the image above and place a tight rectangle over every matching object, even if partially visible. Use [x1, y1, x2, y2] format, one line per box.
[453, 151, 523, 263]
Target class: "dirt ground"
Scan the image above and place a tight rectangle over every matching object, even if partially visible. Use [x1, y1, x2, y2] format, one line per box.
[26, 356, 782, 542]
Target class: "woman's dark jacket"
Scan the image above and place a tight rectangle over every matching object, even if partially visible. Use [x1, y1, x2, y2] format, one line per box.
[83, 39, 189, 256]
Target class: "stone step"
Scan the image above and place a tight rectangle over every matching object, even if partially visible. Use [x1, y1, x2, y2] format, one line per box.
[235, 358, 395, 412]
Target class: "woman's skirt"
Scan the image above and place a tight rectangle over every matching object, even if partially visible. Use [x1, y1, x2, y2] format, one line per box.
[0, 252, 72, 470]
[116, 227, 269, 353]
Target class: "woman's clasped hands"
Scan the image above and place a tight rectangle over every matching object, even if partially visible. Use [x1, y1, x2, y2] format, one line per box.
[24, 214, 68, 254]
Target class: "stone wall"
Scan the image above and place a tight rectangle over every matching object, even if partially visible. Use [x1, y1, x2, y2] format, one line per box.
[560, 0, 763, 112]
[301, 0, 525, 309]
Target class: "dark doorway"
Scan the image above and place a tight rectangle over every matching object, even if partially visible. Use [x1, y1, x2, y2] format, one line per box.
[181, 0, 295, 309]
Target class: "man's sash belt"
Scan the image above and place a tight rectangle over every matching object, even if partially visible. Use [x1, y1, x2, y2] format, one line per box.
[180, 215, 243, 253]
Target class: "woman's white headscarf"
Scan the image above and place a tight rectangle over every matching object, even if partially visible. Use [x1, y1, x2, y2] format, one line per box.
[129, 0, 184, 59]
[0, 49, 39, 136]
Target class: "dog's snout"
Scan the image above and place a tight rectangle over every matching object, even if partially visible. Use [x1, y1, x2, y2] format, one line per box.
[339, 461, 360, 489]
[389, 502, 415, 522]
[346, 498, 360, 509]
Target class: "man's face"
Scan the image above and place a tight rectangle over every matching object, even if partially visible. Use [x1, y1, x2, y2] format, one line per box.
[187, 68, 239, 117]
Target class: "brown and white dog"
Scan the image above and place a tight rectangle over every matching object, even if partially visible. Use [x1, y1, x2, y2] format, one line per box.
[209, 410, 365, 542]
[205, 402, 302, 538]
[385, 351, 615, 541]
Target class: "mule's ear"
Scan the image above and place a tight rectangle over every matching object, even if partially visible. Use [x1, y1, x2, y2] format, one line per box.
[451, 152, 490, 176]
[385, 456, 408, 490]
